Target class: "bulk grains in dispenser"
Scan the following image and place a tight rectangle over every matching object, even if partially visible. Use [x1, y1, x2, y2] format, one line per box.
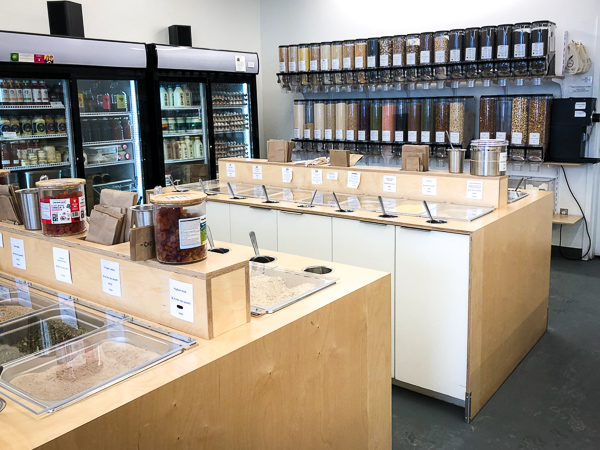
[36, 178, 87, 237]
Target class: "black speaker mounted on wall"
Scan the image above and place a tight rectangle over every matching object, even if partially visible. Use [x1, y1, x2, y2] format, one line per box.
[169, 25, 192, 47]
[47, 1, 85, 38]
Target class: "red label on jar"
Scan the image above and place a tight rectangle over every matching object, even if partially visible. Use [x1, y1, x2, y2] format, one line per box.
[40, 197, 84, 224]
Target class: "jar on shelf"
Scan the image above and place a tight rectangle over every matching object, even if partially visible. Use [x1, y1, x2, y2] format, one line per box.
[406, 34, 420, 82]
[435, 98, 450, 144]
[304, 100, 314, 140]
[496, 96, 512, 142]
[449, 97, 467, 146]
[1, 144, 11, 167]
[354, 39, 368, 85]
[420, 98, 435, 144]
[150, 191, 207, 264]
[358, 100, 370, 142]
[370, 100, 382, 143]
[310, 43, 320, 73]
[346, 100, 359, 141]
[448, 29, 465, 79]
[434, 30, 449, 80]
[392, 35, 406, 82]
[512, 23, 531, 77]
[314, 100, 325, 140]
[479, 26, 496, 78]
[325, 101, 336, 140]
[288, 44, 298, 73]
[320, 42, 332, 85]
[407, 99, 422, 143]
[343, 40, 356, 86]
[395, 99, 407, 143]
[479, 96, 496, 139]
[464, 27, 480, 78]
[379, 37, 393, 84]
[367, 38, 379, 84]
[335, 101, 347, 141]
[382, 99, 395, 143]
[278, 46, 288, 73]
[293, 100, 305, 139]
[36, 178, 87, 237]
[530, 21, 556, 76]
[528, 95, 552, 148]
[511, 96, 529, 146]
[331, 41, 343, 85]
[495, 24, 512, 78]
[299, 44, 310, 86]
[419, 32, 434, 81]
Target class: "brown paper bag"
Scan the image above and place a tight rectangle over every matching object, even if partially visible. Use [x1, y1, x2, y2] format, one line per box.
[329, 149, 350, 167]
[267, 140, 292, 162]
[401, 145, 429, 172]
[0, 185, 22, 225]
[86, 210, 124, 245]
[129, 225, 156, 261]
[99, 189, 138, 243]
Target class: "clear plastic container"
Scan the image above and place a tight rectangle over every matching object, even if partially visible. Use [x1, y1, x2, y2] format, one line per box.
[150, 191, 207, 264]
[320, 42, 332, 85]
[479, 26, 496, 78]
[496, 96, 512, 142]
[530, 21, 556, 76]
[512, 23, 531, 77]
[354, 39, 367, 84]
[358, 100, 370, 142]
[343, 40, 356, 85]
[465, 27, 480, 78]
[304, 100, 314, 140]
[278, 46, 288, 73]
[395, 99, 407, 143]
[309, 44, 320, 72]
[392, 35, 406, 82]
[511, 96, 529, 146]
[420, 98, 434, 144]
[406, 34, 420, 82]
[335, 101, 347, 140]
[298, 44, 309, 73]
[331, 41, 343, 85]
[449, 98, 466, 146]
[314, 101, 325, 140]
[407, 99, 422, 143]
[435, 98, 450, 144]
[528, 95, 552, 148]
[346, 100, 359, 141]
[382, 99, 395, 143]
[420, 32, 434, 81]
[379, 37, 393, 83]
[495, 24, 511, 73]
[448, 29, 465, 79]
[288, 45, 298, 73]
[367, 38, 379, 83]
[293, 100, 305, 139]
[479, 97, 496, 139]
[434, 30, 449, 80]
[325, 101, 336, 141]
[370, 100, 382, 143]
[36, 178, 86, 237]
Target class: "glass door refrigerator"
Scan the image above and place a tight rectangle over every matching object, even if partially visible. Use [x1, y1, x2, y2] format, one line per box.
[0, 31, 149, 211]
[146, 44, 259, 187]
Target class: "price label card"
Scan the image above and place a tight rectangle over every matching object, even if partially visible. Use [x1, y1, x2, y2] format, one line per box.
[311, 169, 323, 185]
[169, 279, 194, 323]
[226, 163, 236, 178]
[2, 131, 17, 139]
[326, 172, 338, 181]
[253, 186, 263, 198]
[50, 101, 63, 109]
[529, 133, 540, 146]
[282, 167, 293, 183]
[480, 132, 490, 140]
[422, 177, 437, 196]
[512, 132, 523, 145]
[101, 259, 122, 298]
[395, 131, 404, 142]
[53, 247, 72, 284]
[347, 171, 361, 189]
[383, 175, 397, 193]
[466, 180, 483, 200]
[496, 132, 507, 141]
[10, 237, 26, 270]
[252, 165, 263, 180]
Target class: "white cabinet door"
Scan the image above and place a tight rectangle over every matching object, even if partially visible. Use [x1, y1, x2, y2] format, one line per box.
[395, 226, 470, 401]
[229, 204, 278, 251]
[206, 201, 231, 243]
[332, 217, 396, 378]
[277, 211, 333, 261]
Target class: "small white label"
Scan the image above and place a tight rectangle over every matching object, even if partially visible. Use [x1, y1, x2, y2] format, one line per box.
[435, 50, 446, 63]
[283, 188, 293, 201]
[450, 132, 460, 144]
[310, 60, 318, 71]
[248, 61, 255, 68]
[420, 51, 430, 64]
[179, 216, 203, 249]
[497, 45, 509, 59]
[380, 54, 389, 66]
[289, 61, 297, 72]
[408, 130, 418, 142]
[355, 56, 364, 68]
[575, 102, 587, 110]
[235, 55, 246, 72]
[279, 61, 286, 72]
[383, 175, 396, 193]
[335, 129, 344, 140]
[435, 131, 446, 143]
[421, 131, 431, 143]
[512, 132, 523, 145]
[325, 129, 333, 140]
[253, 186, 262, 198]
[10, 237, 26, 270]
[347, 196, 360, 210]
[226, 163, 236, 177]
[450, 49, 460, 62]
[304, 129, 311, 139]
[395, 131, 404, 142]
[382, 130, 391, 142]
[465, 47, 476, 61]
[500, 152, 508, 172]
[480, 132, 490, 139]
[252, 164, 263, 180]
[298, 60, 307, 72]
[320, 58, 329, 71]
[53, 247, 72, 284]
[347, 171, 361, 189]
[282, 167, 293, 183]
[346, 129, 355, 141]
[343, 57, 351, 69]
[514, 43, 526, 58]
[169, 279, 194, 323]
[358, 130, 366, 141]
[422, 178, 437, 196]
[311, 169, 323, 185]
[496, 131, 507, 140]
[370, 130, 379, 141]
[408, 38, 420, 46]
[326, 172, 338, 180]
[367, 55, 376, 68]
[331, 59, 340, 70]
[406, 53, 416, 65]
[0, 232, 3, 247]
[529, 132, 541, 146]
[101, 259, 122, 298]
[481, 46, 493, 59]
[532, 42, 544, 57]
[294, 128, 301, 139]
[2, 131, 17, 139]
[0, 285, 9, 300]
[466, 180, 484, 200]
[314, 129, 322, 140]
[393, 54, 403, 66]
[574, 111, 586, 118]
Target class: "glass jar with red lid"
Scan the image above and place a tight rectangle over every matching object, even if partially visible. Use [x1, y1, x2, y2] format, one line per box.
[36, 178, 87, 236]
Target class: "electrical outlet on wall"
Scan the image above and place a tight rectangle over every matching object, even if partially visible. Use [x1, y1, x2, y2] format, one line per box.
[560, 208, 569, 215]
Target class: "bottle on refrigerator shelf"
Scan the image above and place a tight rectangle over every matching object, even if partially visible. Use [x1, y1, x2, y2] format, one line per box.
[167, 85, 175, 106]
[45, 115, 56, 134]
[182, 84, 192, 106]
[9, 116, 20, 135]
[31, 80, 41, 104]
[160, 85, 169, 107]
[40, 81, 49, 103]
[21, 116, 33, 136]
[84, 88, 94, 112]
[78, 91, 85, 111]
[56, 114, 66, 134]
[111, 118, 124, 140]
[0, 80, 9, 105]
[8, 81, 17, 104]
[15, 81, 24, 104]
[121, 117, 132, 140]
[97, 82, 111, 111]
[22, 81, 33, 105]
[173, 85, 184, 107]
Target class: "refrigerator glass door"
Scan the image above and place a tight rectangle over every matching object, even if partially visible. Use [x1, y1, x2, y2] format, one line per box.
[211, 82, 252, 175]
[160, 81, 209, 185]
[76, 79, 143, 209]
[0, 77, 75, 187]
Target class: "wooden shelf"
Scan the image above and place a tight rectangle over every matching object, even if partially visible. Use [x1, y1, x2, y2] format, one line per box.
[552, 214, 583, 225]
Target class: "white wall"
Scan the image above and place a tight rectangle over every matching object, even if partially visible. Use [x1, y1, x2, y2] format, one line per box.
[259, 0, 600, 256]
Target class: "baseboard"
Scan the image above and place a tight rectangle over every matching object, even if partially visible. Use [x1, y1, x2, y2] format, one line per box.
[551, 245, 583, 259]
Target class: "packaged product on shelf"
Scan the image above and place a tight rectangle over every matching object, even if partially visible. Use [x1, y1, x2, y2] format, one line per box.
[512, 23, 531, 77]
[449, 98, 466, 145]
[314, 101, 325, 140]
[358, 100, 370, 142]
[528, 95, 552, 149]
[465, 27, 480, 78]
[395, 99, 407, 143]
[407, 99, 422, 143]
[288, 45, 298, 73]
[335, 101, 347, 140]
[435, 98, 450, 144]
[150, 191, 207, 264]
[36, 178, 87, 236]
[420, 98, 434, 144]
[448, 29, 465, 79]
[370, 100, 382, 142]
[293, 100, 305, 139]
[434, 30, 449, 80]
[530, 21, 556, 76]
[479, 97, 496, 139]
[496, 96, 512, 142]
[304, 100, 314, 140]
[325, 101, 335, 140]
[479, 26, 496, 78]
[392, 35, 406, 82]
[381, 100, 395, 143]
[278, 46, 288, 73]
[511, 96, 529, 145]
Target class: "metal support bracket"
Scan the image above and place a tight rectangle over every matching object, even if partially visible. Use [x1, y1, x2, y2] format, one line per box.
[465, 392, 472, 423]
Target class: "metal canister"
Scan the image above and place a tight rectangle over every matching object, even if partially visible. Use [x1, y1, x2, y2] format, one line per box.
[469, 139, 508, 176]
[15, 188, 42, 230]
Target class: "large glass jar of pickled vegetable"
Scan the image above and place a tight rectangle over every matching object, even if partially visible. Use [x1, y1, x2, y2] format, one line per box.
[150, 192, 207, 265]
[37, 178, 87, 237]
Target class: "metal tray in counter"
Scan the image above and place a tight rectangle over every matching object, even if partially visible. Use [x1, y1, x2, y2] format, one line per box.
[0, 324, 190, 414]
[270, 188, 315, 202]
[0, 288, 57, 325]
[250, 263, 337, 315]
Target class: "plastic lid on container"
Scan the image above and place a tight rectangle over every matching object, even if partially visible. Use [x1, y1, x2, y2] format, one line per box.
[36, 178, 86, 189]
[470, 139, 509, 148]
[150, 191, 207, 206]
[514, 22, 532, 26]
[532, 20, 556, 25]
[498, 24, 513, 27]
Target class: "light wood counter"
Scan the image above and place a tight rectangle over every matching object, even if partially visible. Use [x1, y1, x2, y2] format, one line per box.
[0, 245, 391, 450]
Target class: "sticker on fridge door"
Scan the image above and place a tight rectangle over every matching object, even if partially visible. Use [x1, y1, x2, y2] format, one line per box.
[422, 178, 437, 196]
[169, 279, 194, 323]
[466, 180, 483, 200]
[235, 55, 247, 72]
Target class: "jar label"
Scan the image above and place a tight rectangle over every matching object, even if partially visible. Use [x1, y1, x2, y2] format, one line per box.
[298, 60, 307, 72]
[358, 130, 366, 141]
[393, 54, 403, 66]
[514, 44, 526, 58]
[465, 47, 476, 61]
[355, 56, 364, 69]
[331, 59, 340, 70]
[380, 54, 389, 66]
[481, 46, 493, 59]
[395, 131, 404, 142]
[496, 131, 507, 140]
[294, 128, 300, 139]
[367, 55, 376, 68]
[420, 51, 431, 64]
[40, 197, 84, 224]
[279, 61, 286, 72]
[346, 129, 355, 141]
[449, 49, 460, 62]
[408, 130, 417, 142]
[370, 130, 379, 141]
[325, 129, 333, 140]
[382, 130, 391, 142]
[336, 129, 344, 140]
[529, 132, 540, 146]
[320, 59, 329, 71]
[450, 132, 460, 144]
[500, 152, 508, 172]
[343, 57, 352, 69]
[532, 42, 544, 57]
[304, 129, 311, 139]
[512, 132, 523, 145]
[480, 132, 490, 139]
[421, 131, 430, 143]
[310, 60, 318, 71]
[497, 45, 509, 59]
[435, 131, 445, 143]
[406, 53, 416, 65]
[435, 50, 446, 63]
[315, 129, 322, 139]
[179, 216, 205, 249]
[166, 195, 192, 200]
[289, 61, 297, 72]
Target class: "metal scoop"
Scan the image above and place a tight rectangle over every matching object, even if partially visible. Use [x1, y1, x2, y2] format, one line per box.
[248, 231, 275, 263]
[378, 196, 397, 218]
[262, 185, 278, 203]
[199, 179, 216, 196]
[299, 189, 318, 208]
[332, 192, 352, 213]
[423, 200, 447, 224]
[227, 182, 244, 199]
[207, 226, 230, 254]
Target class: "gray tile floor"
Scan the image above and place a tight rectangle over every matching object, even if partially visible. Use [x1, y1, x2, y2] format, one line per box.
[392, 256, 600, 450]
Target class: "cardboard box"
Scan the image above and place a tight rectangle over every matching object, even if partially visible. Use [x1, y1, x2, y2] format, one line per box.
[401, 145, 429, 172]
[267, 140, 293, 162]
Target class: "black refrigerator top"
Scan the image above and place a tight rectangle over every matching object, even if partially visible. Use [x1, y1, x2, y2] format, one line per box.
[152, 44, 259, 74]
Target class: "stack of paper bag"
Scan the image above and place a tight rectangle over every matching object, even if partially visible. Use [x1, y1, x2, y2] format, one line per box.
[0, 185, 22, 225]
[401, 145, 429, 172]
[267, 140, 293, 162]
[86, 189, 138, 245]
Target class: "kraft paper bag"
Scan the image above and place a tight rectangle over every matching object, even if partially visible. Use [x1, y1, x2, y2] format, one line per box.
[129, 225, 156, 261]
[99, 189, 138, 243]
[0, 185, 22, 225]
[86, 210, 124, 246]
[329, 149, 350, 167]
